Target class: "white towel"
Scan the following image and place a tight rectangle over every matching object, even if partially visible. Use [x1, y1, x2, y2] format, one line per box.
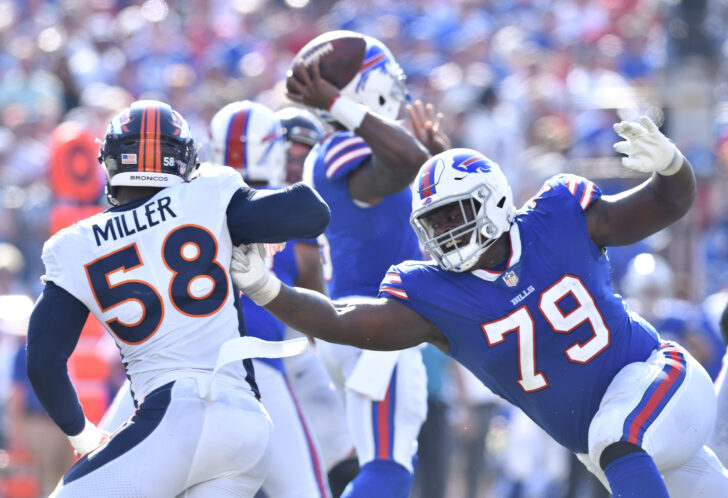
[345, 349, 400, 401]
[201, 336, 309, 400]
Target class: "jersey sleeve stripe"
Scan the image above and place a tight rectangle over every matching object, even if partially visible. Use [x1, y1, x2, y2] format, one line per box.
[326, 147, 372, 178]
[380, 287, 409, 300]
[382, 272, 402, 285]
[567, 178, 578, 195]
[579, 181, 596, 210]
[324, 136, 368, 163]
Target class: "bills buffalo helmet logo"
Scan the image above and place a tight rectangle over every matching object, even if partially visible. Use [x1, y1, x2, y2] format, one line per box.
[452, 153, 493, 174]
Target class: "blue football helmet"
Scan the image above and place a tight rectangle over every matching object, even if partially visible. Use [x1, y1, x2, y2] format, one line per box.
[99, 100, 198, 205]
[275, 107, 325, 147]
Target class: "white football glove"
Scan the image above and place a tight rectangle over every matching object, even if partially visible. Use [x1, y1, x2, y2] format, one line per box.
[67, 418, 110, 457]
[230, 243, 282, 306]
[613, 116, 684, 176]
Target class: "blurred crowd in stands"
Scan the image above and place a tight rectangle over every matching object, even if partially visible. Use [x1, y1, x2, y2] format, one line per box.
[1, 0, 727, 496]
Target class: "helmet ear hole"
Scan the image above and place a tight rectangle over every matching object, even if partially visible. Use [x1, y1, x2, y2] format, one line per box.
[379, 96, 386, 106]
[497, 196, 506, 208]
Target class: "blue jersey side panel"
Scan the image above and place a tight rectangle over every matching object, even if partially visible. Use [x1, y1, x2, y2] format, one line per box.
[310, 131, 422, 298]
[242, 240, 300, 372]
[378, 175, 660, 453]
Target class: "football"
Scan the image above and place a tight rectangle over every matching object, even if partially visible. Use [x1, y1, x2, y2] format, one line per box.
[288, 31, 367, 91]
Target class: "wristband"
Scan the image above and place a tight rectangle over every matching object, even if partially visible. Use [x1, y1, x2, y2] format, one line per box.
[659, 149, 684, 176]
[328, 94, 368, 131]
[67, 418, 104, 455]
[245, 274, 282, 306]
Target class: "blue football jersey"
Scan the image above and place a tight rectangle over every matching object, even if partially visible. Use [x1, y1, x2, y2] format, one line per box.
[305, 130, 422, 299]
[241, 239, 301, 372]
[378, 174, 661, 453]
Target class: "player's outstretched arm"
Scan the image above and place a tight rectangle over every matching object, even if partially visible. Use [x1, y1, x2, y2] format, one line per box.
[287, 61, 434, 204]
[231, 244, 447, 351]
[268, 285, 438, 351]
[226, 182, 331, 246]
[586, 116, 696, 248]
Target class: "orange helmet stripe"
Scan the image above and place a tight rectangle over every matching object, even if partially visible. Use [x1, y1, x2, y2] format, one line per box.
[157, 109, 162, 173]
[138, 108, 147, 172]
[154, 107, 161, 172]
[144, 106, 157, 173]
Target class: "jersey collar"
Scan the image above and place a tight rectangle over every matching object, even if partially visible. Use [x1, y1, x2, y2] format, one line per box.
[470, 223, 522, 282]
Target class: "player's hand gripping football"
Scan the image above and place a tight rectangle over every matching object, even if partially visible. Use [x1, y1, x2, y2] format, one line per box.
[286, 59, 341, 111]
[613, 115, 684, 176]
[68, 418, 110, 458]
[230, 243, 282, 306]
[407, 100, 451, 155]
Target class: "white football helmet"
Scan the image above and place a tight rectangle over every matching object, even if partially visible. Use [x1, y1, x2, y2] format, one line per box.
[621, 252, 673, 300]
[410, 148, 516, 272]
[310, 31, 408, 122]
[209, 100, 286, 185]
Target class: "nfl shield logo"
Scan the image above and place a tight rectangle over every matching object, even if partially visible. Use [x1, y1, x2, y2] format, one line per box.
[503, 270, 519, 287]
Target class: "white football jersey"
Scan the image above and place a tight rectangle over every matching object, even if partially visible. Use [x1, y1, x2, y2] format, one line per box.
[42, 164, 251, 403]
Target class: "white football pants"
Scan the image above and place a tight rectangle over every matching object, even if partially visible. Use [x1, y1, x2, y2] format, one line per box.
[282, 339, 355, 471]
[577, 342, 728, 497]
[252, 360, 331, 498]
[317, 341, 427, 472]
[52, 378, 272, 497]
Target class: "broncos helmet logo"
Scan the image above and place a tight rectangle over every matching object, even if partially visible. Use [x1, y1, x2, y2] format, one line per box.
[451, 153, 493, 174]
[118, 108, 136, 133]
[168, 111, 185, 136]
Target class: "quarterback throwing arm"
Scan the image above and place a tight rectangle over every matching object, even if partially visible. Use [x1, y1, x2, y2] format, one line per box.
[287, 47, 447, 205]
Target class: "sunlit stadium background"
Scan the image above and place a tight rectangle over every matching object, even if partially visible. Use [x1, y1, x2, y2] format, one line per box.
[0, 1, 725, 497]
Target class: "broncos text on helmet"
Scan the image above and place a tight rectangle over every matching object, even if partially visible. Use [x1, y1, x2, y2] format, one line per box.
[98, 100, 198, 206]
[410, 148, 516, 272]
[209, 100, 286, 185]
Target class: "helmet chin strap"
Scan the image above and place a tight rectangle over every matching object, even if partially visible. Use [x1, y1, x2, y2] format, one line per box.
[105, 184, 119, 206]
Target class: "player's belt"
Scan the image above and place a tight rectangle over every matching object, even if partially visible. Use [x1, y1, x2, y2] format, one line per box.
[200, 336, 309, 400]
